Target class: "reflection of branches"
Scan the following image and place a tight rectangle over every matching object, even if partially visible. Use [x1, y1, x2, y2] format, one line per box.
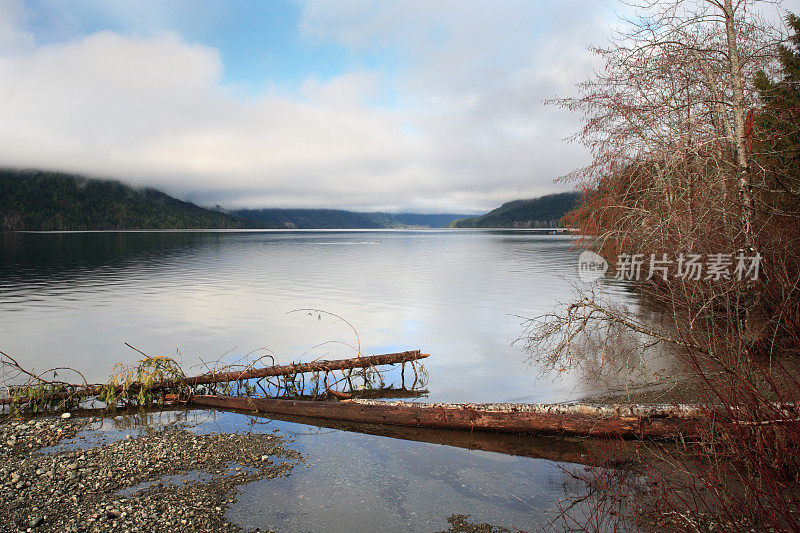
[515, 286, 706, 401]
[2, 309, 427, 415]
[518, 291, 707, 372]
[545, 438, 659, 533]
[520, 279, 800, 529]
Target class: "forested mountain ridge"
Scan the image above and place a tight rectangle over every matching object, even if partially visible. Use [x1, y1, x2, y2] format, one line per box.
[391, 213, 472, 228]
[232, 209, 470, 229]
[0, 169, 470, 230]
[232, 208, 396, 229]
[449, 192, 581, 228]
[0, 169, 267, 231]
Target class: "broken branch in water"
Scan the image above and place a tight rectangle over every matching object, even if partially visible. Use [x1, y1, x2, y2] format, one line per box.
[183, 351, 427, 387]
[0, 349, 429, 412]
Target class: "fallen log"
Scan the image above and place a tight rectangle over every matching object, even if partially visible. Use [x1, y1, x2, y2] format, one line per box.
[188, 395, 705, 440]
[192, 405, 652, 466]
[183, 350, 428, 387]
[0, 350, 428, 407]
[164, 386, 429, 403]
[18, 401, 653, 466]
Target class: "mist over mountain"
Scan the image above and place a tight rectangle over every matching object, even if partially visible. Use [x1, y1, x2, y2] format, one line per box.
[0, 169, 472, 230]
[0, 169, 263, 231]
[232, 209, 470, 229]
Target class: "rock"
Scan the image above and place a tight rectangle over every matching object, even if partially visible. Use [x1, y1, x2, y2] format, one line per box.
[61, 412, 71, 419]
[0, 417, 301, 532]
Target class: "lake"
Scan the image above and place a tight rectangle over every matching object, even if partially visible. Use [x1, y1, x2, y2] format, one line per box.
[0, 230, 639, 531]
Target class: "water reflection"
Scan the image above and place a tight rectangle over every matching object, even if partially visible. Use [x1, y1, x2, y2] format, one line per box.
[192, 409, 608, 533]
[1, 230, 623, 403]
[0, 231, 658, 531]
[45, 405, 625, 531]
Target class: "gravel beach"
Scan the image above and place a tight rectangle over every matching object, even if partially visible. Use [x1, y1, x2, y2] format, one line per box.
[0, 414, 304, 532]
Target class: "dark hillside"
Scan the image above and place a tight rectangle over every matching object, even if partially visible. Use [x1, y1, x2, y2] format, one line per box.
[0, 169, 263, 231]
[450, 192, 580, 228]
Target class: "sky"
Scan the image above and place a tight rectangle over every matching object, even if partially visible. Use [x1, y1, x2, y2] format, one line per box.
[0, 0, 797, 213]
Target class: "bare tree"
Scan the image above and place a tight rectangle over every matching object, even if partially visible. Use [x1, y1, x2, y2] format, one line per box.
[532, 2, 800, 530]
[553, 0, 781, 257]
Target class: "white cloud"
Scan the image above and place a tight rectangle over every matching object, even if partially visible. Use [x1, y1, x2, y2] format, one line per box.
[0, 1, 623, 212]
[0, 0, 33, 53]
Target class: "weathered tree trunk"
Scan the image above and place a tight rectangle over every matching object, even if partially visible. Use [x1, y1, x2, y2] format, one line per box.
[224, 406, 652, 466]
[723, 0, 757, 251]
[1, 351, 427, 407]
[188, 395, 704, 440]
[183, 351, 427, 387]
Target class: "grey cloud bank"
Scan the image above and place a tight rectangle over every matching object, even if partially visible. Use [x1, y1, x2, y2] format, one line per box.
[0, 0, 683, 212]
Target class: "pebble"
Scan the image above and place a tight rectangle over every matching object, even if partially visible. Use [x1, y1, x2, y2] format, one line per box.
[0, 414, 302, 532]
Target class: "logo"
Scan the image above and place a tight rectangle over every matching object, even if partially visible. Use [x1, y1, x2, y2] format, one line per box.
[577, 250, 608, 283]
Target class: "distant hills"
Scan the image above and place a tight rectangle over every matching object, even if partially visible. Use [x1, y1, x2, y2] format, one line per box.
[0, 169, 261, 231]
[449, 192, 581, 228]
[0, 168, 579, 231]
[0, 169, 469, 231]
[232, 209, 469, 229]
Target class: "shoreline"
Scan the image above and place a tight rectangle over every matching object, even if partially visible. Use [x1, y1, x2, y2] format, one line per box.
[1, 414, 302, 532]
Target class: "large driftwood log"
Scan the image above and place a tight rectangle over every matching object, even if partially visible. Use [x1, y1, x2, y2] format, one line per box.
[0, 350, 427, 407]
[188, 395, 704, 440]
[204, 407, 652, 466]
[41, 402, 652, 466]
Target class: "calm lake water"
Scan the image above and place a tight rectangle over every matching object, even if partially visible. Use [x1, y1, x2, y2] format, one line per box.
[1, 230, 640, 531]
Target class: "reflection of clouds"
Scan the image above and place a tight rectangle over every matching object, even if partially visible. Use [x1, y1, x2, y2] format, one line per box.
[222, 410, 589, 532]
[0, 232, 644, 402]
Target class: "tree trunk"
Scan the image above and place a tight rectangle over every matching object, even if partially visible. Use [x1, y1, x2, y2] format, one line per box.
[723, 0, 757, 251]
[189, 395, 704, 440]
[1, 351, 428, 407]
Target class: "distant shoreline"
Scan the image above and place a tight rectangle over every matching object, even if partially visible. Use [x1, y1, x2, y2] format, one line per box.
[3, 227, 578, 234]
[1, 168, 578, 232]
